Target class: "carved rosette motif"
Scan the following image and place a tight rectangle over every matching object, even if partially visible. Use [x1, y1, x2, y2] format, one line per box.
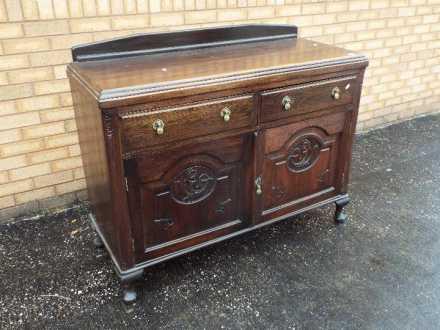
[171, 165, 216, 204]
[287, 135, 322, 172]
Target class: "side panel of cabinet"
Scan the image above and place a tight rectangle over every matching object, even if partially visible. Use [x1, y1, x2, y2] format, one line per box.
[125, 134, 254, 262]
[257, 110, 351, 223]
[70, 74, 135, 270]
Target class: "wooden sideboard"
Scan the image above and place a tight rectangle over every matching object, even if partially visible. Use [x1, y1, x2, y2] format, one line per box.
[67, 25, 368, 303]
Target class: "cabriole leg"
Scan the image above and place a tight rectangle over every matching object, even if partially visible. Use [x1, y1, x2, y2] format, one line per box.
[120, 269, 144, 304]
[335, 196, 350, 224]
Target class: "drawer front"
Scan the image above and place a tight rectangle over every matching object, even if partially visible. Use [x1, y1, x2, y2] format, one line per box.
[120, 95, 255, 152]
[260, 76, 356, 123]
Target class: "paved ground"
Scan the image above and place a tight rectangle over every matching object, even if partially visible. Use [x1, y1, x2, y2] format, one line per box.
[1, 114, 440, 330]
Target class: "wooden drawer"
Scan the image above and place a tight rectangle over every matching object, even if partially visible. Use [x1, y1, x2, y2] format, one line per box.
[120, 95, 255, 152]
[260, 76, 357, 123]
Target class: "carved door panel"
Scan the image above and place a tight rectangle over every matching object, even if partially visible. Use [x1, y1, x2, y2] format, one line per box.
[259, 111, 349, 222]
[125, 135, 252, 260]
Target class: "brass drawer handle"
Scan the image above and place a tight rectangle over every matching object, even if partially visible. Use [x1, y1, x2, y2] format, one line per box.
[220, 107, 231, 122]
[282, 95, 293, 111]
[152, 119, 165, 135]
[331, 86, 341, 100]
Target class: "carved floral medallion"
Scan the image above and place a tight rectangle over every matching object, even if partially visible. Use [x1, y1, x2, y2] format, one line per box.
[171, 165, 216, 204]
[287, 135, 322, 172]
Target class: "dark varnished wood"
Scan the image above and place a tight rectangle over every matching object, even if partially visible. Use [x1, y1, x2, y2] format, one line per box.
[68, 25, 368, 302]
[72, 25, 297, 62]
[260, 75, 356, 123]
[69, 76, 128, 265]
[69, 38, 360, 95]
[67, 36, 366, 108]
[260, 112, 346, 222]
[120, 94, 255, 153]
[128, 135, 250, 260]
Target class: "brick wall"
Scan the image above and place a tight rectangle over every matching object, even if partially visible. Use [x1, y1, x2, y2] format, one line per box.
[0, 0, 439, 218]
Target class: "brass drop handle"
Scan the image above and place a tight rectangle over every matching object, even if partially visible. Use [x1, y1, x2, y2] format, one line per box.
[255, 176, 262, 195]
[282, 96, 293, 111]
[220, 107, 231, 122]
[331, 86, 341, 100]
[152, 119, 165, 135]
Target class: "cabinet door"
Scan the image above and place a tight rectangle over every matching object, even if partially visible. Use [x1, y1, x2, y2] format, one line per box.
[125, 134, 253, 261]
[258, 110, 350, 222]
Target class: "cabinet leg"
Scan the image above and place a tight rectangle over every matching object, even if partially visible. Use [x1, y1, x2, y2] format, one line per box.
[120, 269, 144, 304]
[93, 235, 104, 249]
[335, 196, 350, 224]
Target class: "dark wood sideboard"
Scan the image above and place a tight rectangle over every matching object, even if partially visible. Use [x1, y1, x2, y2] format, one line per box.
[67, 25, 368, 303]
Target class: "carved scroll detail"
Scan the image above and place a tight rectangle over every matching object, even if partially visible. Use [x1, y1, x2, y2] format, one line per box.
[171, 165, 216, 204]
[272, 185, 286, 201]
[318, 169, 330, 183]
[216, 198, 232, 214]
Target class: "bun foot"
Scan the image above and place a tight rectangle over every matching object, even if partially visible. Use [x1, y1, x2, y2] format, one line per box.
[335, 211, 348, 224]
[335, 196, 350, 224]
[122, 286, 137, 304]
[93, 235, 105, 248]
[120, 269, 144, 304]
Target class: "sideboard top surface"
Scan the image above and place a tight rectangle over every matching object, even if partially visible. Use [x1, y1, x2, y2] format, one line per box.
[68, 26, 367, 106]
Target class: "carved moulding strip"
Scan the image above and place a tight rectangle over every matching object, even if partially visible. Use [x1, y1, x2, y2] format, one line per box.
[102, 111, 114, 138]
